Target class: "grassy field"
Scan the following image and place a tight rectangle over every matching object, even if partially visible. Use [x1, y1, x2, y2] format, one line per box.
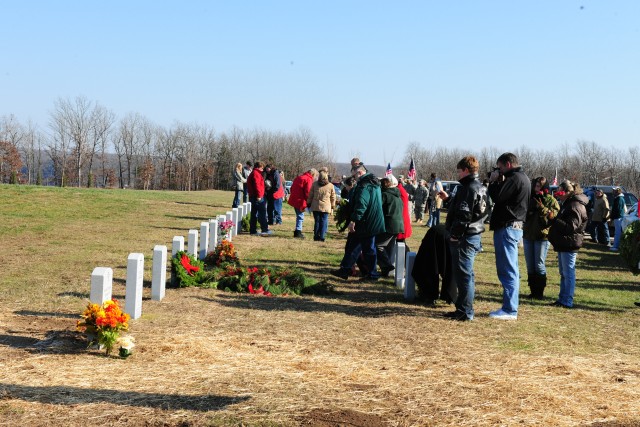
[0, 184, 639, 426]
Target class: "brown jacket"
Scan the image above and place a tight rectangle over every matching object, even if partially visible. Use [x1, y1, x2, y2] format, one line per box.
[591, 195, 610, 222]
[307, 181, 336, 213]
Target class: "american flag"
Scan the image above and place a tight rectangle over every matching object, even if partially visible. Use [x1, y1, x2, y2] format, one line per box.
[552, 168, 558, 186]
[407, 158, 416, 180]
[385, 163, 392, 176]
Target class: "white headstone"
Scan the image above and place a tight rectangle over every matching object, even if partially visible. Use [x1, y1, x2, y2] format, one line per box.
[404, 252, 417, 301]
[90, 267, 113, 304]
[209, 219, 219, 252]
[395, 242, 406, 289]
[125, 253, 144, 319]
[187, 229, 198, 256]
[217, 215, 229, 241]
[151, 245, 167, 301]
[225, 212, 234, 242]
[246, 202, 251, 214]
[199, 222, 210, 259]
[232, 208, 239, 236]
[238, 204, 245, 219]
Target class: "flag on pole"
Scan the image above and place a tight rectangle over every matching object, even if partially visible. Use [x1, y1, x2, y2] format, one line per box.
[385, 163, 392, 176]
[552, 168, 558, 186]
[407, 158, 416, 180]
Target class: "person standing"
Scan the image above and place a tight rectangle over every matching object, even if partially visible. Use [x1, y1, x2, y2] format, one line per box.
[288, 168, 318, 239]
[609, 187, 626, 251]
[590, 188, 610, 246]
[246, 161, 271, 236]
[242, 161, 252, 203]
[487, 152, 530, 320]
[307, 169, 336, 241]
[439, 156, 488, 321]
[232, 162, 246, 208]
[331, 163, 385, 281]
[547, 180, 588, 308]
[376, 175, 404, 276]
[264, 164, 284, 225]
[427, 173, 444, 227]
[413, 179, 428, 224]
[523, 177, 559, 299]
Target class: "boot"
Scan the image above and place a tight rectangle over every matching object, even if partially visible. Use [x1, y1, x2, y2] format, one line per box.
[527, 273, 537, 298]
[535, 274, 547, 299]
[294, 230, 305, 239]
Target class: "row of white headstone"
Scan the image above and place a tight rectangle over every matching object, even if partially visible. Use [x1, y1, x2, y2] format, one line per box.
[89, 202, 252, 319]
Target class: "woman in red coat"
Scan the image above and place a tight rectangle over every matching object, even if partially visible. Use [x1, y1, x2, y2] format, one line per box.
[287, 168, 318, 239]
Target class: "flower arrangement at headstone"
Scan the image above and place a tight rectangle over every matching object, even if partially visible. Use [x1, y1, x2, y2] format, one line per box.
[620, 220, 640, 274]
[77, 299, 131, 356]
[241, 215, 250, 232]
[219, 220, 234, 241]
[204, 240, 239, 267]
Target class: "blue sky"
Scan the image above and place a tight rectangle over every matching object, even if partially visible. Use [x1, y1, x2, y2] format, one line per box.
[2, 1, 639, 165]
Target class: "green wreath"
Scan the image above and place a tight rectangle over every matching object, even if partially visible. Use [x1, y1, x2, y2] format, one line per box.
[620, 220, 640, 275]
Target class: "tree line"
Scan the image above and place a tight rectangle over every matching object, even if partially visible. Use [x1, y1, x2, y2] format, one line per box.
[0, 96, 334, 190]
[1, 96, 639, 195]
[401, 141, 640, 195]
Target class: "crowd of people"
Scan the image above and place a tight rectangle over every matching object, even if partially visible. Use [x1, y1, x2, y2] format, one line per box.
[234, 152, 638, 318]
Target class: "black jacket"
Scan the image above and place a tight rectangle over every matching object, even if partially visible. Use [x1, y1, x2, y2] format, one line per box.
[488, 166, 530, 230]
[444, 173, 487, 239]
[548, 193, 589, 252]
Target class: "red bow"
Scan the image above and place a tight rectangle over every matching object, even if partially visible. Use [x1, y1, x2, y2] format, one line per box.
[248, 283, 272, 296]
[180, 254, 200, 275]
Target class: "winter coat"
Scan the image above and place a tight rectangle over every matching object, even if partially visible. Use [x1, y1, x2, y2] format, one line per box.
[591, 195, 610, 222]
[350, 173, 385, 237]
[428, 179, 444, 209]
[413, 185, 429, 206]
[247, 168, 265, 199]
[523, 193, 559, 241]
[548, 193, 589, 252]
[307, 179, 336, 213]
[288, 172, 314, 211]
[233, 169, 246, 191]
[611, 194, 626, 220]
[265, 169, 285, 200]
[380, 186, 404, 235]
[488, 166, 531, 230]
[444, 173, 488, 239]
[397, 185, 413, 240]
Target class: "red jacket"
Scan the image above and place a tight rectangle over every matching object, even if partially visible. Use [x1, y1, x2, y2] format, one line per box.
[287, 172, 314, 211]
[397, 184, 413, 240]
[247, 168, 265, 199]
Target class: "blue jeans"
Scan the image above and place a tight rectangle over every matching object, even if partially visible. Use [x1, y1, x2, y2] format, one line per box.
[591, 220, 610, 244]
[450, 234, 482, 319]
[313, 211, 329, 240]
[557, 251, 577, 307]
[267, 197, 283, 225]
[243, 186, 248, 203]
[294, 208, 305, 231]
[612, 217, 623, 249]
[523, 238, 550, 276]
[493, 226, 523, 315]
[232, 189, 243, 208]
[249, 197, 269, 234]
[427, 208, 441, 227]
[340, 234, 379, 279]
[273, 198, 283, 224]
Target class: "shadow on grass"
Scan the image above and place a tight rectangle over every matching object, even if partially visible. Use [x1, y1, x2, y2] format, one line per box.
[165, 214, 210, 221]
[14, 310, 79, 319]
[208, 290, 426, 318]
[0, 383, 249, 411]
[57, 291, 90, 299]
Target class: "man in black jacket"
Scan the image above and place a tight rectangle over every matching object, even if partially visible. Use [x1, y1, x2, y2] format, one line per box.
[487, 153, 530, 320]
[439, 155, 488, 321]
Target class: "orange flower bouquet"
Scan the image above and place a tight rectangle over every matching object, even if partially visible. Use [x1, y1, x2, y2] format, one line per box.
[77, 299, 130, 356]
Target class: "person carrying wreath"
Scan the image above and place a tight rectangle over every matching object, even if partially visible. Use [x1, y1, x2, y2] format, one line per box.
[523, 176, 560, 299]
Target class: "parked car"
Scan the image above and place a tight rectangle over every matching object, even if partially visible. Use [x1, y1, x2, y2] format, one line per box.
[582, 185, 638, 235]
[440, 180, 461, 209]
